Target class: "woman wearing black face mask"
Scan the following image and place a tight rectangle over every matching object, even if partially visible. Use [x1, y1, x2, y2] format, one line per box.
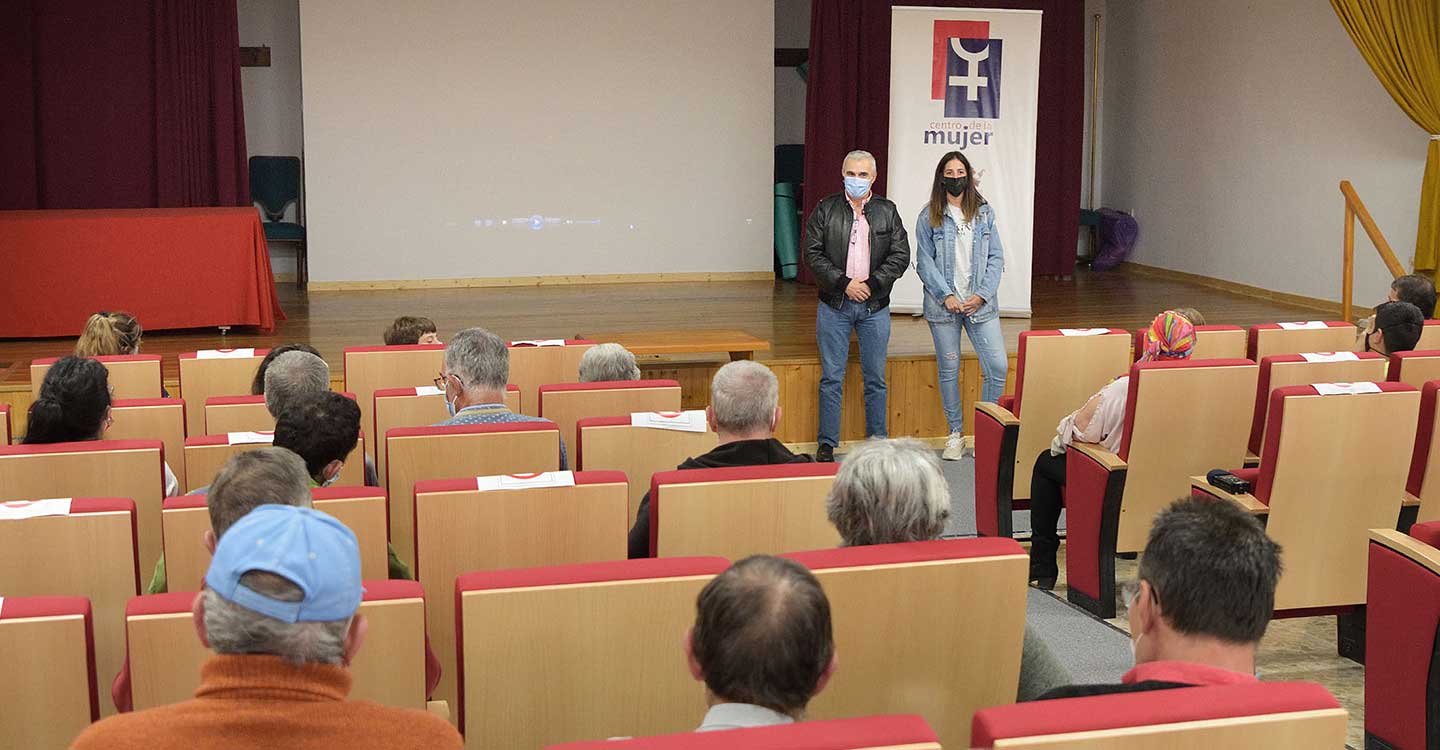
[913, 151, 1007, 460]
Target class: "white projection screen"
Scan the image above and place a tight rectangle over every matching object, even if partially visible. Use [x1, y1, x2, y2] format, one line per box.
[299, 0, 774, 284]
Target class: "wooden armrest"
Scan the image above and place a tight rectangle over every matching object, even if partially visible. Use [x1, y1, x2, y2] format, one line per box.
[1068, 442, 1127, 472]
[1243, 451, 1261, 468]
[426, 700, 450, 720]
[974, 401, 1019, 427]
[1370, 528, 1440, 576]
[1189, 476, 1268, 514]
[1402, 491, 1422, 508]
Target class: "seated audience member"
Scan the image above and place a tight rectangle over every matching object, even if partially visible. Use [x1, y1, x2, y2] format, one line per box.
[1363, 300, 1424, 356]
[383, 316, 442, 346]
[826, 438, 1070, 701]
[24, 356, 179, 497]
[272, 391, 414, 580]
[1029, 311, 1195, 589]
[687, 555, 836, 731]
[75, 311, 144, 356]
[1356, 275, 1435, 347]
[145, 447, 311, 602]
[627, 360, 811, 558]
[73, 505, 463, 749]
[1171, 307, 1205, 326]
[434, 327, 568, 468]
[257, 349, 380, 488]
[578, 342, 641, 382]
[1034, 496, 1281, 700]
[250, 343, 323, 395]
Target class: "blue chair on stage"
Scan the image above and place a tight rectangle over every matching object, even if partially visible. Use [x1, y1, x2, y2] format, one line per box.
[249, 156, 306, 287]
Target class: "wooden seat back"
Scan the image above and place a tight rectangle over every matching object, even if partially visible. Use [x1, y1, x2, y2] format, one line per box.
[1250, 353, 1390, 455]
[1247, 321, 1357, 364]
[1406, 382, 1440, 525]
[1388, 350, 1440, 390]
[1, 403, 10, 444]
[0, 596, 99, 748]
[507, 340, 595, 416]
[371, 385, 520, 479]
[31, 355, 163, 401]
[178, 349, 269, 436]
[342, 344, 447, 462]
[1365, 525, 1440, 750]
[548, 715, 941, 750]
[107, 398, 188, 491]
[538, 380, 683, 456]
[456, 557, 729, 744]
[576, 414, 719, 519]
[785, 539, 1029, 750]
[651, 463, 841, 557]
[1417, 319, 1440, 351]
[202, 391, 359, 435]
[0, 498, 139, 719]
[184, 432, 365, 490]
[385, 422, 562, 565]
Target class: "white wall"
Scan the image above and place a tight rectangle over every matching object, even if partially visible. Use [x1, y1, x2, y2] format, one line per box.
[237, 0, 303, 273]
[299, 0, 774, 284]
[775, 0, 809, 146]
[1100, 0, 1427, 304]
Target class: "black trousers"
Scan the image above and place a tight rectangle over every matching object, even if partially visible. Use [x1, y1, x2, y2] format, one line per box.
[1029, 450, 1067, 577]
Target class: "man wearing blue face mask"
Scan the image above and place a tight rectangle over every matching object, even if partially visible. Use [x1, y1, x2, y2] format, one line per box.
[803, 150, 911, 462]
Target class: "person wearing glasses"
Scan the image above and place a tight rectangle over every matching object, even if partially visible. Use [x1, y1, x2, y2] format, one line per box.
[433, 327, 568, 469]
[1031, 496, 1281, 700]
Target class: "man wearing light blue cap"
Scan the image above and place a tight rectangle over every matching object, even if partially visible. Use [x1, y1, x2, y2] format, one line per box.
[73, 505, 461, 750]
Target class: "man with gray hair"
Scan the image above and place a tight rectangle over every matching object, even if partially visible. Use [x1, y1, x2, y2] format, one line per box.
[434, 326, 567, 468]
[578, 342, 642, 382]
[627, 360, 812, 558]
[263, 350, 331, 418]
[803, 149, 910, 462]
[74, 504, 462, 749]
[826, 438, 951, 546]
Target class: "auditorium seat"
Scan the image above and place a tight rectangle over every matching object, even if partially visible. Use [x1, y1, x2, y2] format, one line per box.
[547, 714, 941, 750]
[161, 486, 391, 590]
[31, 354, 163, 400]
[0, 403, 10, 444]
[1418, 319, 1440, 351]
[177, 349, 270, 436]
[0, 498, 139, 719]
[575, 413, 718, 520]
[1366, 523, 1440, 750]
[975, 329, 1132, 537]
[1249, 352, 1389, 456]
[1131, 324, 1248, 362]
[414, 470, 628, 717]
[116, 580, 439, 713]
[384, 421, 562, 564]
[372, 384, 521, 479]
[202, 391, 358, 435]
[342, 343, 447, 462]
[784, 539, 1029, 749]
[1193, 383, 1417, 615]
[649, 463, 841, 557]
[0, 596, 99, 749]
[1064, 359, 1258, 617]
[538, 380, 682, 457]
[184, 430, 365, 489]
[455, 557, 729, 743]
[1388, 349, 1440, 390]
[507, 339, 596, 416]
[107, 397, 188, 491]
[0, 440, 165, 573]
[1405, 382, 1440, 529]
[970, 681, 1346, 749]
[1247, 321, 1358, 363]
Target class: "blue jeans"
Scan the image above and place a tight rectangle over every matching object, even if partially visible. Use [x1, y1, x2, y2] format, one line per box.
[817, 299, 891, 446]
[928, 313, 1007, 433]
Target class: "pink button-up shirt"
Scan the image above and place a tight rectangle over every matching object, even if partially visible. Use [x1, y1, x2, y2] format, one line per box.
[845, 194, 872, 282]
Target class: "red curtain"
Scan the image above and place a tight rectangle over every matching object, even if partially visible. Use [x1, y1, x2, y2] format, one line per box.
[0, 0, 248, 210]
[801, 0, 1085, 281]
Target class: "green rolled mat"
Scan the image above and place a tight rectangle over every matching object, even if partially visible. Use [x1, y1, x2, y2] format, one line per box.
[774, 181, 800, 280]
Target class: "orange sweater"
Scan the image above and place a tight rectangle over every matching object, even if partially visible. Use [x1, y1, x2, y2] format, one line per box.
[71, 654, 461, 750]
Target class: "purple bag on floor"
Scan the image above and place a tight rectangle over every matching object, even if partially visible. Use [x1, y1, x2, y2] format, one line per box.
[1092, 208, 1139, 271]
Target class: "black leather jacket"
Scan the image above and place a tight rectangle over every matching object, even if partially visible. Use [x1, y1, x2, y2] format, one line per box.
[803, 192, 911, 312]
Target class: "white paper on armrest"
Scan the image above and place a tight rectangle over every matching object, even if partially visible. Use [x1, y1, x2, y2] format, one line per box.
[414, 386, 444, 397]
[474, 471, 576, 492]
[1314, 382, 1382, 396]
[1278, 321, 1328, 330]
[1299, 351, 1359, 363]
[227, 431, 276, 445]
[0, 498, 73, 520]
[508, 339, 565, 347]
[196, 348, 257, 359]
[1059, 328, 1111, 337]
[631, 410, 707, 432]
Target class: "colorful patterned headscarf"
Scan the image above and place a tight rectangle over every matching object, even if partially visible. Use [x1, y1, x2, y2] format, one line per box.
[1141, 310, 1197, 362]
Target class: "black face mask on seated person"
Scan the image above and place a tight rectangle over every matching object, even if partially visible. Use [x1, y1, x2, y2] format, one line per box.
[941, 176, 969, 198]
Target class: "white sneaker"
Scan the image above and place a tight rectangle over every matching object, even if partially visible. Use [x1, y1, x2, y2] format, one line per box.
[942, 431, 965, 461]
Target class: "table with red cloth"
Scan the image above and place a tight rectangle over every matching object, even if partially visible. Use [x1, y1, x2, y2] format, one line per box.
[0, 207, 284, 338]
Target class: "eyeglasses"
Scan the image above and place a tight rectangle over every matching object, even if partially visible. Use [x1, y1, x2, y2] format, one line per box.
[1122, 579, 1158, 610]
[433, 373, 449, 392]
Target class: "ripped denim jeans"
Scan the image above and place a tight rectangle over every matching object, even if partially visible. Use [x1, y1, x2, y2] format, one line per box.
[927, 313, 1007, 433]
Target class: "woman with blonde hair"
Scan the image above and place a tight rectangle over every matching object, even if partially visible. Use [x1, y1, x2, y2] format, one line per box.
[75, 311, 144, 356]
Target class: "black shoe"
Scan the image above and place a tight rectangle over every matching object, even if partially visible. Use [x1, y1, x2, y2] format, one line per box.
[816, 444, 835, 462]
[1030, 576, 1057, 592]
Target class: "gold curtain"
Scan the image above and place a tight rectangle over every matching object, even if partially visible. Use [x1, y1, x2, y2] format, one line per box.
[1330, 0, 1440, 279]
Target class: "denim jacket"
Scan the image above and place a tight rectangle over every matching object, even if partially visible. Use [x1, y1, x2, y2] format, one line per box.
[914, 202, 1003, 324]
